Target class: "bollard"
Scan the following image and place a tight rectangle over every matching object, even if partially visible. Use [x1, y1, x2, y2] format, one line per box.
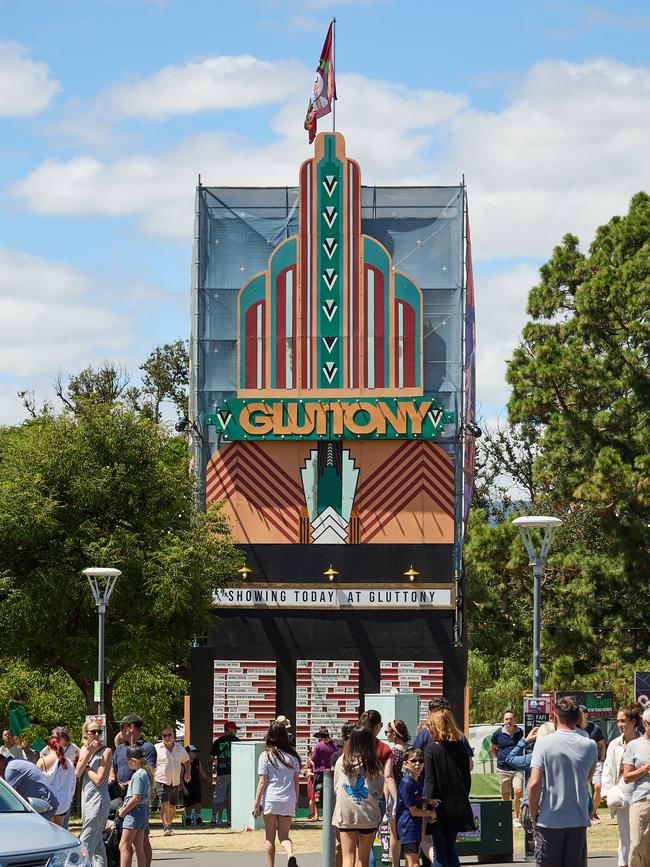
[322, 769, 336, 867]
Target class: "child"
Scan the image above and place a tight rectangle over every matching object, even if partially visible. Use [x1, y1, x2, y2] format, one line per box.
[181, 744, 208, 826]
[395, 748, 438, 867]
[116, 747, 151, 867]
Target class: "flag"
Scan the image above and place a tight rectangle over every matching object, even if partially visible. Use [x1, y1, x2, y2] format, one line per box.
[463, 204, 476, 528]
[304, 22, 336, 144]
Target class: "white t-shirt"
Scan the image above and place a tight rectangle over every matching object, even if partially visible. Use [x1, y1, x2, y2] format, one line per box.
[623, 737, 650, 804]
[258, 750, 300, 814]
[154, 742, 190, 785]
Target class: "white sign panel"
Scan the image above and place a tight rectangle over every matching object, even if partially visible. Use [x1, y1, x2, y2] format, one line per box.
[295, 660, 359, 759]
[214, 586, 453, 609]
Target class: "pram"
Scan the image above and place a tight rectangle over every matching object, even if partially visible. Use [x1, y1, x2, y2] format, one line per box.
[103, 794, 123, 867]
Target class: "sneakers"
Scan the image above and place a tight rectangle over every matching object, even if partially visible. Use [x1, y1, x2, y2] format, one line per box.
[513, 818, 522, 828]
[288, 858, 298, 867]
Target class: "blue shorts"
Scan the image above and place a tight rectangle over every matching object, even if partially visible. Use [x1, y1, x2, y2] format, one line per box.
[123, 803, 149, 830]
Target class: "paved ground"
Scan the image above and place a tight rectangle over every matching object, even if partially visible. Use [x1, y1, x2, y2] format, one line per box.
[152, 849, 620, 866]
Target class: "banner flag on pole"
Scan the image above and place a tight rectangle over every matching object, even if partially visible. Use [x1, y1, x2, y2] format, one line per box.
[304, 21, 336, 144]
[463, 205, 477, 527]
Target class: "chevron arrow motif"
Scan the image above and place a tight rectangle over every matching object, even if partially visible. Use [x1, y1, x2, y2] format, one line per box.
[322, 362, 338, 384]
[322, 206, 338, 228]
[322, 268, 338, 290]
[215, 410, 232, 431]
[322, 299, 338, 321]
[322, 175, 338, 196]
[322, 336, 338, 353]
[427, 409, 444, 429]
[322, 237, 338, 259]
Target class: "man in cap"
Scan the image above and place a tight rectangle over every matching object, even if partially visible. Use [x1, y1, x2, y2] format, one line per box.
[109, 713, 156, 865]
[210, 721, 239, 826]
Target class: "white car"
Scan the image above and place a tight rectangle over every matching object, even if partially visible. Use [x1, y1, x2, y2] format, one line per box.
[0, 776, 89, 866]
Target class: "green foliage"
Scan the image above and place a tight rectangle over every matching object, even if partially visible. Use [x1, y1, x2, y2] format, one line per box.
[468, 649, 529, 724]
[0, 660, 85, 735]
[113, 664, 188, 739]
[0, 399, 242, 729]
[467, 194, 650, 719]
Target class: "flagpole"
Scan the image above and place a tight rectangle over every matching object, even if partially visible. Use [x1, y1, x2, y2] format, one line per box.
[332, 17, 336, 132]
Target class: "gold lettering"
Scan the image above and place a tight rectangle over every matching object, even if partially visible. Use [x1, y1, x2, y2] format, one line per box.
[240, 402, 273, 434]
[381, 402, 408, 435]
[314, 403, 328, 436]
[404, 400, 431, 435]
[285, 402, 316, 435]
[344, 402, 380, 435]
[329, 402, 344, 436]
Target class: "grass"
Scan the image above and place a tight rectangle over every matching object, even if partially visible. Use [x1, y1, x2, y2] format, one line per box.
[143, 809, 621, 853]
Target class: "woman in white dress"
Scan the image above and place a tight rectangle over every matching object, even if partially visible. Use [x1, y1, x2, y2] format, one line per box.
[37, 729, 77, 825]
[252, 721, 301, 867]
[602, 704, 641, 867]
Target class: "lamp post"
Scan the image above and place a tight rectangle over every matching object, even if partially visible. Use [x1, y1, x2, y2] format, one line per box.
[512, 517, 562, 698]
[83, 567, 122, 717]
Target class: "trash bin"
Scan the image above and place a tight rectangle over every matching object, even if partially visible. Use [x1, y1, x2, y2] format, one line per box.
[456, 799, 514, 863]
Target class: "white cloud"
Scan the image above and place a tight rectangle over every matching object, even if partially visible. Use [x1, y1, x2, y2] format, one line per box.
[0, 247, 131, 378]
[103, 55, 306, 119]
[474, 263, 540, 414]
[12, 72, 466, 237]
[443, 59, 650, 259]
[0, 41, 60, 117]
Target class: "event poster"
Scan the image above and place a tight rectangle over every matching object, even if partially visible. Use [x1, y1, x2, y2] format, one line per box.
[213, 660, 277, 740]
[295, 660, 359, 758]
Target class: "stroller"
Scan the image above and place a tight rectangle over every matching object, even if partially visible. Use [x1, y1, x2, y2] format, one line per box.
[103, 792, 123, 867]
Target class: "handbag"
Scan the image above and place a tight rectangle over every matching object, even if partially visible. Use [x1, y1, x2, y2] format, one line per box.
[108, 780, 123, 801]
[518, 802, 533, 833]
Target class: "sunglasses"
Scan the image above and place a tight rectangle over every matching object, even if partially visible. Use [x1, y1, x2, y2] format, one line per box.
[87, 729, 102, 735]
[407, 759, 423, 765]
[162, 733, 174, 738]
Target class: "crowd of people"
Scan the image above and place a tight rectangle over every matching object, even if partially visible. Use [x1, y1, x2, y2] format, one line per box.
[3, 696, 650, 867]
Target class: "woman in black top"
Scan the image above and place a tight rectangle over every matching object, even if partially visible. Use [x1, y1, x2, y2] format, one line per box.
[423, 709, 474, 867]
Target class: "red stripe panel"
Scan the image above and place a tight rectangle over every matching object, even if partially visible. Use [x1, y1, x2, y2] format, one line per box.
[403, 302, 415, 388]
[374, 268, 385, 388]
[275, 269, 286, 388]
[244, 303, 259, 389]
[300, 162, 309, 389]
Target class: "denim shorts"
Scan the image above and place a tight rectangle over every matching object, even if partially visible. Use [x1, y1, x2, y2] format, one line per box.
[123, 803, 149, 830]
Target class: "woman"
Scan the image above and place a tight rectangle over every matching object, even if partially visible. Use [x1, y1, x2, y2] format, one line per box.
[116, 746, 151, 867]
[75, 719, 113, 866]
[604, 705, 641, 867]
[332, 725, 385, 867]
[310, 728, 337, 817]
[252, 721, 301, 867]
[37, 728, 77, 825]
[385, 719, 410, 867]
[423, 709, 474, 867]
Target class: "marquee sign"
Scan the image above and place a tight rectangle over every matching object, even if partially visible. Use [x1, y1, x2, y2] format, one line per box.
[206, 396, 455, 441]
[204, 132, 457, 546]
[213, 585, 454, 609]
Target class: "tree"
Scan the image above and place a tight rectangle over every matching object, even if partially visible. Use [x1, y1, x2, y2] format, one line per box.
[140, 339, 189, 422]
[0, 401, 242, 732]
[506, 191, 650, 652]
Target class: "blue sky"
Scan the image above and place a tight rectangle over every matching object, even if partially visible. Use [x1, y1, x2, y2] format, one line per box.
[1, 0, 649, 423]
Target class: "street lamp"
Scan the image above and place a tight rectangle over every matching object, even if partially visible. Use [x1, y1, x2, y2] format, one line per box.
[83, 567, 122, 717]
[512, 516, 563, 698]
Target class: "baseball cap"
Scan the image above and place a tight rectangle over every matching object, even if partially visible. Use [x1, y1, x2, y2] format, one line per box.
[225, 721, 239, 730]
[579, 704, 588, 712]
[117, 713, 144, 728]
[187, 744, 199, 752]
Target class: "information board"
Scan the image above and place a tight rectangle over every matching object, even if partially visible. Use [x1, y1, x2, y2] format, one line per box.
[213, 660, 277, 741]
[554, 690, 614, 718]
[295, 660, 360, 759]
[380, 660, 444, 718]
[523, 696, 551, 735]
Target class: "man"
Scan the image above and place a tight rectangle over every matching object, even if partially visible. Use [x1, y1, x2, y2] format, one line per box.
[580, 704, 606, 822]
[1, 729, 22, 759]
[210, 721, 239, 826]
[17, 735, 38, 764]
[413, 697, 475, 770]
[491, 710, 525, 826]
[623, 706, 650, 866]
[154, 727, 191, 836]
[109, 713, 156, 864]
[0, 754, 59, 820]
[528, 695, 597, 867]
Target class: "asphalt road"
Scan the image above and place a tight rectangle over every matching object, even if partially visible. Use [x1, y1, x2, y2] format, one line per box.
[152, 849, 620, 866]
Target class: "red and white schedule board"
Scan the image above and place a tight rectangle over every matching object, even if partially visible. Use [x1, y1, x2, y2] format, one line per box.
[213, 660, 276, 741]
[295, 660, 359, 759]
[380, 660, 444, 717]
